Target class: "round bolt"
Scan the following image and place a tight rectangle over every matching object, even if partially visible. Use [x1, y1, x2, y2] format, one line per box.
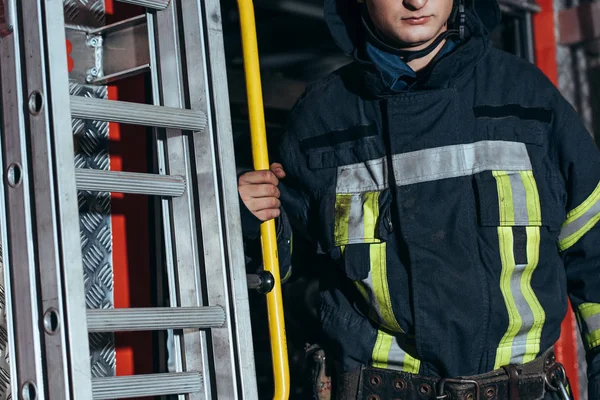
[21, 381, 37, 400]
[43, 308, 60, 335]
[7, 163, 22, 188]
[466, 392, 474, 400]
[367, 396, 380, 400]
[89, 67, 99, 77]
[369, 375, 382, 387]
[419, 384, 432, 395]
[394, 378, 406, 390]
[28, 91, 43, 116]
[486, 387, 496, 398]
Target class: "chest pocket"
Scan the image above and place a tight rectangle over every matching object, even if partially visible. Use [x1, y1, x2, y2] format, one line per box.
[472, 122, 565, 230]
[305, 136, 403, 333]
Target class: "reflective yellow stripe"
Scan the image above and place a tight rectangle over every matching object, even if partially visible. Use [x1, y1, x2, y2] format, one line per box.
[577, 303, 600, 349]
[578, 303, 600, 319]
[363, 192, 380, 242]
[370, 243, 402, 332]
[334, 194, 352, 245]
[403, 353, 421, 374]
[493, 171, 515, 225]
[565, 181, 600, 222]
[493, 170, 545, 367]
[520, 171, 542, 226]
[520, 171, 545, 363]
[559, 214, 600, 251]
[372, 330, 393, 369]
[558, 182, 600, 251]
[587, 330, 600, 349]
[371, 330, 421, 373]
[522, 226, 545, 363]
[494, 226, 522, 368]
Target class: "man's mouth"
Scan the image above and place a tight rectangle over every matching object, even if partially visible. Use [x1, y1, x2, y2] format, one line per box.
[402, 16, 432, 25]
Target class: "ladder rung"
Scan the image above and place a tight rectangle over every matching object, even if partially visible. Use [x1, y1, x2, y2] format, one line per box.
[75, 169, 185, 196]
[86, 306, 226, 332]
[92, 372, 202, 399]
[115, 0, 170, 10]
[70, 96, 207, 131]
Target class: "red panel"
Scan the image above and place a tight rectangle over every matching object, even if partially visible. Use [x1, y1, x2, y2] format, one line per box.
[533, 3, 580, 399]
[533, 0, 559, 85]
[105, 0, 153, 388]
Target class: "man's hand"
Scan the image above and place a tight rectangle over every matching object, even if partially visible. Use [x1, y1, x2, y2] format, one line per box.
[238, 163, 286, 221]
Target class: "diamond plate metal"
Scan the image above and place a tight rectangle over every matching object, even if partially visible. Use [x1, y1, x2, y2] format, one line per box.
[65, 0, 115, 380]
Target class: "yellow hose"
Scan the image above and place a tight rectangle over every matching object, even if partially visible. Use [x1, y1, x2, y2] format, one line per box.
[236, 0, 290, 398]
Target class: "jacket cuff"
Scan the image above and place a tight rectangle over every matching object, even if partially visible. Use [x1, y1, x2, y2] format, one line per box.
[239, 195, 262, 240]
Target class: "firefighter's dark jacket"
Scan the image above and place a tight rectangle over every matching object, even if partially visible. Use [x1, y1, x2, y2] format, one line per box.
[240, 0, 600, 394]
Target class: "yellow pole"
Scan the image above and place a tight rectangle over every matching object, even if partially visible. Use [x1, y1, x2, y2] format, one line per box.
[236, 0, 290, 399]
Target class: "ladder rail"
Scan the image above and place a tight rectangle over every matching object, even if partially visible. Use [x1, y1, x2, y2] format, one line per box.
[145, 9, 186, 377]
[21, 0, 81, 397]
[237, 0, 291, 398]
[153, 4, 213, 399]
[0, 4, 48, 397]
[44, 2, 95, 397]
[0, 26, 25, 399]
[179, 2, 253, 399]
[190, 0, 261, 396]
[180, 0, 260, 397]
[42, 0, 96, 399]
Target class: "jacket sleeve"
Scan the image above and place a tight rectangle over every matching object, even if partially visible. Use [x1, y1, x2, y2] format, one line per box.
[238, 128, 312, 283]
[551, 94, 600, 398]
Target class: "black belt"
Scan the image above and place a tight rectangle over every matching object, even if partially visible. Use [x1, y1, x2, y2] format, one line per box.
[337, 349, 571, 400]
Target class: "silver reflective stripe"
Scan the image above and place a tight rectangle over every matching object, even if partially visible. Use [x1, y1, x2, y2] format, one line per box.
[584, 312, 600, 335]
[509, 262, 535, 365]
[361, 272, 383, 324]
[386, 336, 408, 371]
[347, 194, 365, 241]
[509, 173, 529, 225]
[336, 141, 532, 194]
[337, 157, 389, 194]
[559, 198, 600, 242]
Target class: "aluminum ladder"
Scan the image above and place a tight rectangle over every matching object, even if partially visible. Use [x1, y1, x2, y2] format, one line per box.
[0, 0, 261, 398]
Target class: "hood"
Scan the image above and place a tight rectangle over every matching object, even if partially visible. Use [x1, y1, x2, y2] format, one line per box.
[324, 0, 501, 55]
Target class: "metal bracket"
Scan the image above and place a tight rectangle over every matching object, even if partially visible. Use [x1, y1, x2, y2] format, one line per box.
[66, 14, 150, 84]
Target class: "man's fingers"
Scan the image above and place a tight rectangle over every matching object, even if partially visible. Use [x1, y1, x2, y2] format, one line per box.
[270, 163, 286, 179]
[255, 208, 281, 221]
[238, 169, 279, 186]
[239, 184, 280, 200]
[244, 197, 281, 213]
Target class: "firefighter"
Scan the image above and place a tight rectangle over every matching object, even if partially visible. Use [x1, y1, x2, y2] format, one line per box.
[237, 0, 600, 397]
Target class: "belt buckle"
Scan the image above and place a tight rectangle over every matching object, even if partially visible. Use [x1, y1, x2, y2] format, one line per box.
[437, 378, 480, 400]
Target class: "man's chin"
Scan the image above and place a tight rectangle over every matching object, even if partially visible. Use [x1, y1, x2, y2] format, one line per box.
[390, 27, 446, 50]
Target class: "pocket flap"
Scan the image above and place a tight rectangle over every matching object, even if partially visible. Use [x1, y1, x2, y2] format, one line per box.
[301, 125, 384, 169]
[474, 170, 549, 227]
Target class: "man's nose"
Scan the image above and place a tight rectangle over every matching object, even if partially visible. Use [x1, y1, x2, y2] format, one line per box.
[403, 0, 428, 11]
